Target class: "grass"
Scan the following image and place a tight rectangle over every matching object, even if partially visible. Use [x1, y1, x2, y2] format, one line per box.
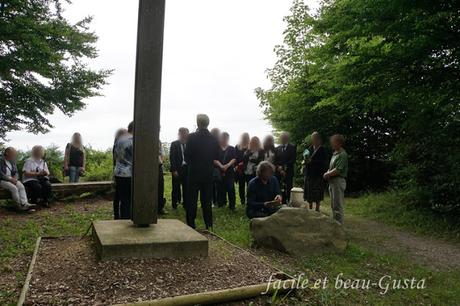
[1, 177, 459, 305]
[345, 191, 460, 241]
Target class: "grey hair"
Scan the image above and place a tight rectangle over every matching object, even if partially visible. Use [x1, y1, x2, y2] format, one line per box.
[256, 161, 274, 177]
[196, 114, 210, 129]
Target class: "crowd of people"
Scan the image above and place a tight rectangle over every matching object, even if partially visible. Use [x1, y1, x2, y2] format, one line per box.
[0, 113, 349, 226]
[111, 113, 348, 228]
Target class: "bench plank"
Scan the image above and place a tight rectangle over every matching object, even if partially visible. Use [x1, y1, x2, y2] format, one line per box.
[0, 181, 113, 200]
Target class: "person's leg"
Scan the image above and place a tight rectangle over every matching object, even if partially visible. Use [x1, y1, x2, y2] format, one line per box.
[171, 174, 181, 209]
[186, 180, 199, 228]
[116, 177, 132, 219]
[227, 176, 236, 210]
[329, 178, 345, 224]
[24, 180, 40, 204]
[180, 166, 188, 208]
[1, 180, 22, 207]
[200, 181, 213, 229]
[216, 178, 226, 207]
[315, 202, 321, 212]
[237, 175, 245, 205]
[40, 180, 52, 205]
[113, 180, 120, 220]
[69, 166, 80, 183]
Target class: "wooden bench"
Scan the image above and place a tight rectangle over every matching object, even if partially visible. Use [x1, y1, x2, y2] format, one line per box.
[0, 181, 114, 200]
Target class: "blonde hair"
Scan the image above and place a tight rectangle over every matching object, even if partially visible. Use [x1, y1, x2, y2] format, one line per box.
[71, 132, 84, 151]
[249, 136, 262, 151]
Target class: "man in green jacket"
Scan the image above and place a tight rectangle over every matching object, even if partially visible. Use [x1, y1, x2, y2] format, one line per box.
[323, 134, 348, 225]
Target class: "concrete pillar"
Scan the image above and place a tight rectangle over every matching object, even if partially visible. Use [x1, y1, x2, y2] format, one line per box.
[131, 0, 166, 226]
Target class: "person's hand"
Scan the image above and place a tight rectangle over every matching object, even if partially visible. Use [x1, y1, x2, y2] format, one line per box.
[79, 167, 85, 174]
[64, 165, 69, 171]
[172, 171, 179, 178]
[9, 177, 17, 185]
[274, 195, 282, 204]
[323, 172, 330, 180]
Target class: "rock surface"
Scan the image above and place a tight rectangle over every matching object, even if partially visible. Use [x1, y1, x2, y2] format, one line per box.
[250, 207, 347, 256]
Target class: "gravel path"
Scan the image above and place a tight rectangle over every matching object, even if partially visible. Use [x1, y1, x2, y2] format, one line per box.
[345, 215, 460, 270]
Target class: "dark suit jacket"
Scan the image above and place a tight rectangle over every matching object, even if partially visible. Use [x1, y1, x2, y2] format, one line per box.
[184, 129, 220, 183]
[274, 143, 297, 177]
[169, 140, 185, 173]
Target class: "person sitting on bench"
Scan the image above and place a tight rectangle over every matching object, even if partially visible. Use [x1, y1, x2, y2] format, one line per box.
[0, 147, 36, 211]
[22, 145, 52, 207]
[246, 161, 282, 219]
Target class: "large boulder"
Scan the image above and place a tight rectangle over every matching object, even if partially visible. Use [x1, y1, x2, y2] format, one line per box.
[250, 207, 347, 256]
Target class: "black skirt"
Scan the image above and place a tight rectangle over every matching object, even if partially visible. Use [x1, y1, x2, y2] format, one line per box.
[304, 176, 326, 202]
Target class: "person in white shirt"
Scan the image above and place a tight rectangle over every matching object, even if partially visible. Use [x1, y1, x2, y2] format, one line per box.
[0, 147, 35, 211]
[22, 146, 52, 207]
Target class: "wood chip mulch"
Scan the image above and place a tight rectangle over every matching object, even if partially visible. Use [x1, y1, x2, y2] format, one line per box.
[25, 234, 278, 305]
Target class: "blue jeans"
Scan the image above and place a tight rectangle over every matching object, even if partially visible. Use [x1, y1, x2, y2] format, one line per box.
[69, 166, 80, 183]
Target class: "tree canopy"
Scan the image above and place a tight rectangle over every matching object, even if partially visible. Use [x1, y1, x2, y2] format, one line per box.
[257, 0, 459, 211]
[0, 0, 111, 140]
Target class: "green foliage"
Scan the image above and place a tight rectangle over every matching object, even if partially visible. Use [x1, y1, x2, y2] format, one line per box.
[0, 0, 111, 139]
[257, 0, 459, 211]
[84, 147, 113, 182]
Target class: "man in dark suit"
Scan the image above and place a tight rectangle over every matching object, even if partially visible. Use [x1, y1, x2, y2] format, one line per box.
[184, 114, 220, 229]
[274, 132, 297, 204]
[169, 127, 189, 209]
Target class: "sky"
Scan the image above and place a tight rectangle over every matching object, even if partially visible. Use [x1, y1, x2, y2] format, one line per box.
[6, 0, 319, 151]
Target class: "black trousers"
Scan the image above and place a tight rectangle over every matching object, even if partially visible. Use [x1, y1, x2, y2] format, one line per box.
[217, 175, 236, 209]
[24, 180, 52, 204]
[235, 173, 246, 205]
[115, 176, 132, 219]
[187, 179, 213, 229]
[171, 166, 187, 208]
[276, 174, 293, 204]
[113, 184, 120, 219]
[158, 166, 165, 213]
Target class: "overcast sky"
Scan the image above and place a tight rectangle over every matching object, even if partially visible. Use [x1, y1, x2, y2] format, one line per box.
[6, 0, 319, 151]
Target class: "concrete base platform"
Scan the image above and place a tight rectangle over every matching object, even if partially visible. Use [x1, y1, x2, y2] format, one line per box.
[92, 219, 208, 260]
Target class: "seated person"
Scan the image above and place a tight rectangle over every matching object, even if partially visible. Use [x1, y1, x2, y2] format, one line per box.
[23, 145, 52, 207]
[246, 161, 282, 219]
[0, 147, 35, 211]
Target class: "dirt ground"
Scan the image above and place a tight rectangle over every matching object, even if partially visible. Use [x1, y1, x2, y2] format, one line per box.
[25, 236, 277, 306]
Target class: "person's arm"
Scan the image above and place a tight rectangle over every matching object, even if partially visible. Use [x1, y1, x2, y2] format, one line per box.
[214, 160, 224, 168]
[246, 181, 266, 209]
[43, 161, 50, 176]
[324, 152, 347, 179]
[23, 160, 39, 177]
[81, 149, 86, 170]
[169, 143, 177, 173]
[63, 144, 70, 169]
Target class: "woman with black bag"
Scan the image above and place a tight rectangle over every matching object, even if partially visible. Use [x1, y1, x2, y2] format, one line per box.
[22, 145, 52, 207]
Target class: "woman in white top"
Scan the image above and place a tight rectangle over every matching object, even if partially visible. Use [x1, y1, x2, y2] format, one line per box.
[23, 146, 52, 207]
[243, 136, 264, 184]
[0, 147, 35, 211]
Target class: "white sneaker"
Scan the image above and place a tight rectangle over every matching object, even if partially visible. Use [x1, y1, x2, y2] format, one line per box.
[18, 203, 37, 211]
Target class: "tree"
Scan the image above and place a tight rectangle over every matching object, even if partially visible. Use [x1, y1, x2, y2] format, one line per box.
[0, 0, 111, 139]
[258, 0, 459, 210]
